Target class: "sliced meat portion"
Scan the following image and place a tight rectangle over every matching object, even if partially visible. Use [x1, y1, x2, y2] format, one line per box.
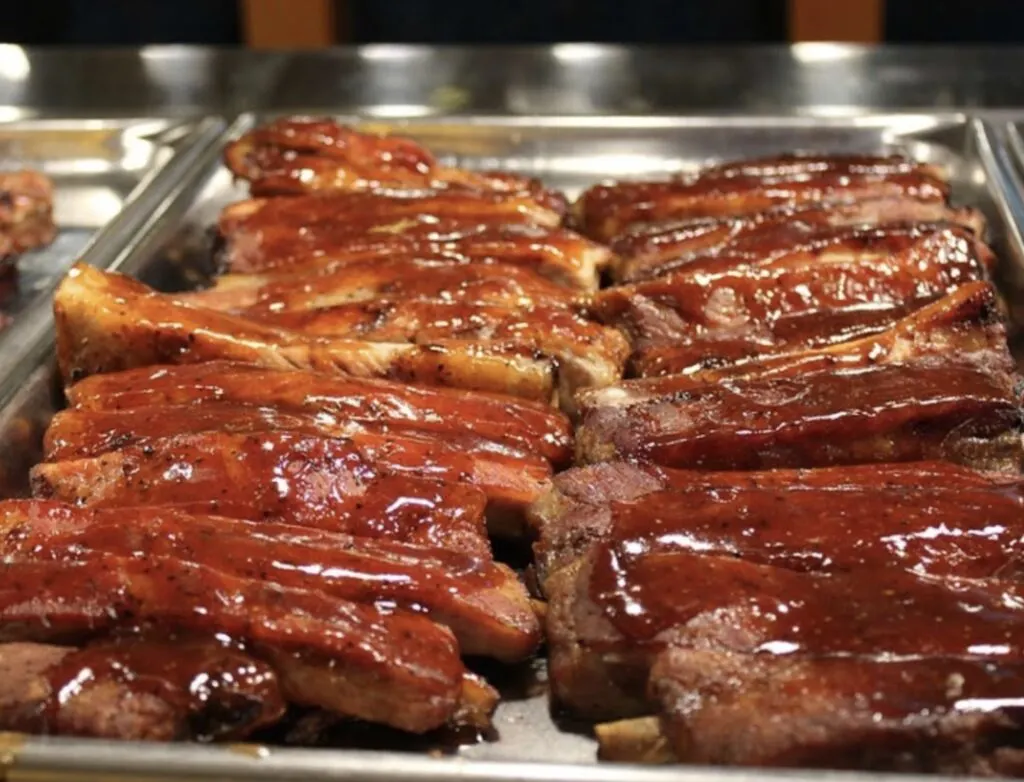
[611, 198, 986, 282]
[219, 190, 563, 239]
[32, 429, 489, 553]
[593, 226, 991, 349]
[575, 362, 1024, 472]
[645, 649, 1024, 774]
[0, 170, 56, 258]
[257, 299, 629, 399]
[0, 637, 284, 741]
[40, 408, 550, 524]
[546, 550, 1024, 720]
[64, 362, 573, 467]
[0, 500, 540, 662]
[223, 117, 561, 206]
[0, 551, 475, 733]
[532, 462, 1024, 583]
[220, 220, 610, 290]
[54, 264, 555, 403]
[185, 257, 580, 314]
[625, 280, 1005, 380]
[575, 153, 948, 241]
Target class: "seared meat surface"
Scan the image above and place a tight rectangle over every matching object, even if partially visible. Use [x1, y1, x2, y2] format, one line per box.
[0, 637, 284, 741]
[575, 153, 948, 241]
[219, 219, 610, 290]
[594, 224, 991, 350]
[223, 117, 562, 205]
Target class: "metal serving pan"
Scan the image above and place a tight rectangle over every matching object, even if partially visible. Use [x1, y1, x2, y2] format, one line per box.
[0, 116, 225, 382]
[0, 113, 1022, 782]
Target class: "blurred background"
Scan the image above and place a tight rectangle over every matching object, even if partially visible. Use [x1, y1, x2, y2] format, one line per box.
[1, 0, 1023, 48]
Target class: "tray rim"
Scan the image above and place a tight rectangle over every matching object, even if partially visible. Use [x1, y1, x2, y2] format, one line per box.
[2, 112, 1024, 782]
[0, 114, 226, 414]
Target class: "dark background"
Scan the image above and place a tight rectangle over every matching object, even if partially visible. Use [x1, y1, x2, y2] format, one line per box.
[1, 0, 1024, 45]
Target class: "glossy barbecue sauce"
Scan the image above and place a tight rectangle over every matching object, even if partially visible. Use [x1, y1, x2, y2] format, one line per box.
[577, 156, 950, 240]
[41, 632, 285, 741]
[35, 430, 491, 553]
[588, 548, 1024, 656]
[596, 482, 1024, 579]
[63, 362, 573, 466]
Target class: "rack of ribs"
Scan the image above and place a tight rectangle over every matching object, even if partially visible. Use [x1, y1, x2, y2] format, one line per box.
[530, 150, 1024, 772]
[533, 461, 1024, 771]
[223, 117, 562, 203]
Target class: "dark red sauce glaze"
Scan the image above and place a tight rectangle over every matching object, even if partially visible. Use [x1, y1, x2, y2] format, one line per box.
[30, 430, 494, 550]
[0, 551, 467, 733]
[0, 499, 539, 661]
[64, 362, 572, 466]
[587, 549, 1024, 654]
[611, 199, 984, 283]
[577, 362, 1023, 471]
[593, 227, 988, 349]
[39, 633, 285, 741]
[576, 154, 948, 241]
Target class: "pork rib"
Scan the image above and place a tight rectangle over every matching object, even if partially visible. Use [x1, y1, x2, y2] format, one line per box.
[575, 153, 948, 241]
[575, 362, 1024, 472]
[546, 550, 1024, 720]
[610, 198, 986, 282]
[0, 500, 540, 663]
[64, 362, 573, 467]
[186, 257, 581, 314]
[54, 264, 556, 403]
[0, 551, 477, 733]
[219, 220, 610, 290]
[593, 226, 991, 349]
[40, 405, 551, 524]
[223, 118, 561, 205]
[645, 649, 1024, 774]
[0, 637, 284, 741]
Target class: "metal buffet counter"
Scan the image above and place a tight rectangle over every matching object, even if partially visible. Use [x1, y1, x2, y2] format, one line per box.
[2, 44, 1024, 782]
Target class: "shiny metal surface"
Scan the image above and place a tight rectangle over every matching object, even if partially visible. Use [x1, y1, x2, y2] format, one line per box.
[0, 117, 225, 409]
[260, 45, 1024, 116]
[2, 46, 1024, 118]
[0, 46, 283, 119]
[1, 113, 1022, 781]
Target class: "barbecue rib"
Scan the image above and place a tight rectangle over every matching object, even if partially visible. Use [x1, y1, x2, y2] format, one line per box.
[0, 500, 540, 663]
[223, 118, 559, 202]
[218, 220, 611, 291]
[40, 408, 552, 522]
[531, 460, 1024, 585]
[54, 264, 557, 403]
[610, 199, 985, 282]
[185, 257, 581, 314]
[583, 282, 1008, 404]
[254, 299, 630, 400]
[635, 649, 1024, 774]
[546, 550, 1024, 721]
[576, 361, 1023, 472]
[593, 225, 992, 350]
[0, 637, 285, 741]
[35, 427, 490, 552]
[64, 362, 573, 466]
[218, 190, 563, 238]
[626, 280, 998, 379]
[575, 153, 948, 241]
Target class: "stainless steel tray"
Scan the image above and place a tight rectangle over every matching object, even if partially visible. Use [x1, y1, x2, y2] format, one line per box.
[0, 116, 226, 385]
[1, 113, 1023, 782]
